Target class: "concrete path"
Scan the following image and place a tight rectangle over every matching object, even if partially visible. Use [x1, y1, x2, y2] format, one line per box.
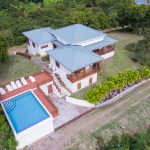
[50, 94, 88, 129]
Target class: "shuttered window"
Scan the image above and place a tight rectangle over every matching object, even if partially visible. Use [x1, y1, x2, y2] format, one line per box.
[41, 45, 48, 49]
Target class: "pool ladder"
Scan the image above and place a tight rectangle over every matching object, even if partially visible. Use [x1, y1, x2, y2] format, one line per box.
[3, 100, 16, 113]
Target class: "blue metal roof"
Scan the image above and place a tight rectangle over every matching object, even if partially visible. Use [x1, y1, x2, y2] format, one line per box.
[47, 46, 103, 72]
[85, 36, 117, 51]
[51, 24, 105, 45]
[135, 0, 149, 4]
[23, 27, 56, 45]
[52, 40, 65, 47]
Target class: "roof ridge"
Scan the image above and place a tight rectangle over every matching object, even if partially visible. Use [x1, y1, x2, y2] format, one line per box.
[70, 25, 77, 44]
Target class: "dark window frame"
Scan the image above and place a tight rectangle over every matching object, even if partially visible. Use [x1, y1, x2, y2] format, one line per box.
[55, 61, 60, 68]
[32, 42, 35, 48]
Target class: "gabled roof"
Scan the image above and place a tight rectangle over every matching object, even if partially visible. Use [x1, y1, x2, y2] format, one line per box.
[52, 40, 65, 47]
[85, 36, 117, 51]
[47, 46, 103, 72]
[23, 27, 56, 45]
[51, 24, 105, 45]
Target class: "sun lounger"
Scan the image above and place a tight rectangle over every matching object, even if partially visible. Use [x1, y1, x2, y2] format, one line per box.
[21, 77, 28, 85]
[6, 84, 13, 92]
[0, 88, 6, 95]
[29, 76, 36, 82]
[16, 80, 22, 88]
[10, 81, 18, 90]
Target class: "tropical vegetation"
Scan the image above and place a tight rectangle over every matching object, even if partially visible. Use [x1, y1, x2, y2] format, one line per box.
[95, 128, 150, 150]
[0, 35, 9, 65]
[0, 0, 149, 48]
[126, 29, 150, 67]
[85, 67, 150, 104]
[0, 107, 17, 149]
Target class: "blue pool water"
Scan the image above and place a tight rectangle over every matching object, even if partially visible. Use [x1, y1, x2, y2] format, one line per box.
[2, 91, 49, 133]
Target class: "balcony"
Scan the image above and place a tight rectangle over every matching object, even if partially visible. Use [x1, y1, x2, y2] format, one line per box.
[67, 66, 98, 83]
[94, 45, 114, 55]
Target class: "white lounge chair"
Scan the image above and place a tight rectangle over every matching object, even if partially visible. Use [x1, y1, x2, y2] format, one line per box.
[10, 81, 18, 90]
[29, 76, 36, 82]
[21, 77, 28, 85]
[16, 80, 22, 88]
[6, 84, 13, 92]
[0, 87, 6, 95]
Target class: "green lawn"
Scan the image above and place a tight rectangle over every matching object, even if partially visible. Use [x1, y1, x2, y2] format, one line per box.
[8, 43, 27, 52]
[0, 55, 40, 84]
[98, 32, 143, 83]
[72, 32, 143, 99]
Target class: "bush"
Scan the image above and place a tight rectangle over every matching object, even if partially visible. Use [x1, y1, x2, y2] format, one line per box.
[0, 107, 17, 149]
[85, 67, 150, 104]
[95, 128, 150, 150]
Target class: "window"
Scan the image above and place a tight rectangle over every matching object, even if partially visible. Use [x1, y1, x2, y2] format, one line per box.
[32, 42, 35, 48]
[55, 61, 60, 68]
[53, 44, 57, 49]
[77, 82, 81, 90]
[41, 45, 48, 49]
[89, 77, 93, 84]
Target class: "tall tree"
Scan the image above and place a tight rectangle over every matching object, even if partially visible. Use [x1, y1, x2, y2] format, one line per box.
[0, 35, 9, 64]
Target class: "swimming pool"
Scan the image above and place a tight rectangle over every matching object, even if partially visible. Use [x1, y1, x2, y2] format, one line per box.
[1, 91, 50, 133]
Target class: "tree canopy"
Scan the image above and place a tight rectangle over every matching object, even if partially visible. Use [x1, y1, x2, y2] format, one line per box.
[0, 35, 9, 64]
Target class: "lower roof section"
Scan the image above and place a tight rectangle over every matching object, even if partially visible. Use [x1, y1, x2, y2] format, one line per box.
[47, 45, 103, 72]
[85, 36, 117, 52]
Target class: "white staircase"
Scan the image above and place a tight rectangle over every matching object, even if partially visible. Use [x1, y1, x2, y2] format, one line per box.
[52, 73, 71, 98]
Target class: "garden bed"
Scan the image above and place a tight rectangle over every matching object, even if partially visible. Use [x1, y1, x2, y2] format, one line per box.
[85, 67, 150, 104]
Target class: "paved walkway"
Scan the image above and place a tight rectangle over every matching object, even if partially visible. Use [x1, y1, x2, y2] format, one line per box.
[50, 94, 88, 129]
[27, 80, 150, 150]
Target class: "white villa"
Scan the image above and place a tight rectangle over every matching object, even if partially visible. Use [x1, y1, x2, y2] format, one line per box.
[23, 24, 117, 93]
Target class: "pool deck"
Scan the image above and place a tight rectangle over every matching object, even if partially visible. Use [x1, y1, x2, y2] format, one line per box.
[0, 71, 59, 118]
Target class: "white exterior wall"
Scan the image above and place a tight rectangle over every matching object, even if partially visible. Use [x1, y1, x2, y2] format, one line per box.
[101, 51, 114, 59]
[27, 39, 53, 56]
[71, 73, 97, 92]
[66, 97, 95, 107]
[75, 36, 105, 46]
[39, 42, 53, 56]
[27, 39, 38, 55]
[50, 56, 98, 93]
[16, 117, 54, 149]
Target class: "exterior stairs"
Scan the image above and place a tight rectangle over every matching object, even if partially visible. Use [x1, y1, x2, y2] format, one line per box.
[52, 73, 71, 98]
[54, 73, 73, 94]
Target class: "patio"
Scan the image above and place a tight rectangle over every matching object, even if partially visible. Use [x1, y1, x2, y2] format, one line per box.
[0, 71, 58, 118]
[49, 94, 90, 129]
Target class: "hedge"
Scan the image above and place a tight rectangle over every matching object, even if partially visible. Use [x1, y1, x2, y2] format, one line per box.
[85, 67, 150, 104]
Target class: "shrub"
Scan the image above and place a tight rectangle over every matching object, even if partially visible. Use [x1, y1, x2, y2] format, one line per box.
[95, 128, 150, 150]
[0, 107, 17, 149]
[85, 67, 150, 104]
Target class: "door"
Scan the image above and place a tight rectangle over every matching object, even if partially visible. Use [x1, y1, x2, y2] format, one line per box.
[77, 82, 81, 90]
[48, 84, 53, 94]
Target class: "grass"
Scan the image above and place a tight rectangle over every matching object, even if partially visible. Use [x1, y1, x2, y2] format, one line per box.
[72, 32, 143, 99]
[66, 81, 150, 150]
[8, 43, 27, 52]
[0, 55, 40, 84]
